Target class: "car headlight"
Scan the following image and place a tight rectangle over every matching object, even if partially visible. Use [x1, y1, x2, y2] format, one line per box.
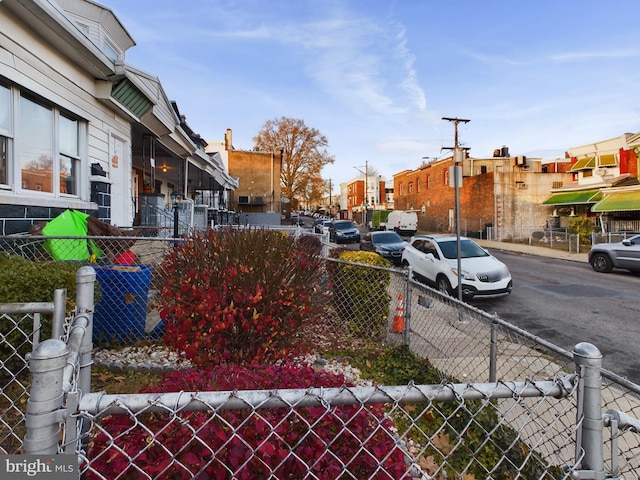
[452, 268, 475, 281]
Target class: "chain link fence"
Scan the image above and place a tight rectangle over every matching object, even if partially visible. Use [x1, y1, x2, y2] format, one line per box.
[1, 230, 639, 478]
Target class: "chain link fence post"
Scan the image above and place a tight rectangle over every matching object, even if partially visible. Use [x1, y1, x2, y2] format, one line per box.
[75, 266, 95, 396]
[51, 288, 67, 340]
[573, 342, 605, 477]
[403, 267, 412, 345]
[24, 339, 68, 454]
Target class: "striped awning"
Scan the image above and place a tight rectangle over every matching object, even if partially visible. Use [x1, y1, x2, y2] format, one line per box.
[568, 157, 595, 172]
[542, 190, 603, 206]
[591, 190, 640, 212]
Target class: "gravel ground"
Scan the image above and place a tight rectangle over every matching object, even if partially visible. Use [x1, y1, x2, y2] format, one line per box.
[92, 344, 372, 386]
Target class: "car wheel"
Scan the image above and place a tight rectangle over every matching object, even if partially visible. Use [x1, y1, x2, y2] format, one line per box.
[460, 285, 475, 301]
[590, 253, 613, 273]
[436, 275, 452, 296]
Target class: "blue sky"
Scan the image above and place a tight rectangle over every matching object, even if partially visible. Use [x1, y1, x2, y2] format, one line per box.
[105, 0, 640, 188]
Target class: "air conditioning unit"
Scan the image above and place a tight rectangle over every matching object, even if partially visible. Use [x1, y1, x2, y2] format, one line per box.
[238, 195, 250, 204]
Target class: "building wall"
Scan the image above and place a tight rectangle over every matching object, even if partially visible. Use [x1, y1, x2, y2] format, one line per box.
[227, 149, 282, 215]
[0, 3, 132, 233]
[394, 155, 573, 238]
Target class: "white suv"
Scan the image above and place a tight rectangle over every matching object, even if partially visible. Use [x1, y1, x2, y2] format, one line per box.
[401, 234, 512, 299]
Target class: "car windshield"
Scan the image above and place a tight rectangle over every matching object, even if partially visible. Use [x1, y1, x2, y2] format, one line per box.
[334, 222, 354, 230]
[438, 239, 489, 259]
[373, 232, 403, 243]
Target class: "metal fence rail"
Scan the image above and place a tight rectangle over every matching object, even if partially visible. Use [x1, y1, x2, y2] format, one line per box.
[0, 291, 67, 454]
[76, 378, 578, 479]
[0, 231, 639, 478]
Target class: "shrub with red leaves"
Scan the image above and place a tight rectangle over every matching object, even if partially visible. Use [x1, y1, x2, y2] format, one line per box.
[86, 364, 408, 479]
[158, 228, 325, 366]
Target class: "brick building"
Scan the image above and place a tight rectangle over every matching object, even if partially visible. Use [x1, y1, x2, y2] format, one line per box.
[225, 129, 283, 225]
[393, 149, 571, 240]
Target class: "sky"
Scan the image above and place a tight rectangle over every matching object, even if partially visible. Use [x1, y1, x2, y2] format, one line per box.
[104, 0, 640, 190]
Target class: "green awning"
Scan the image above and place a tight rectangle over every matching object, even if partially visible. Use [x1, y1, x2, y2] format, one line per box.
[111, 79, 153, 119]
[568, 157, 595, 172]
[542, 190, 603, 206]
[591, 190, 640, 212]
[599, 154, 617, 167]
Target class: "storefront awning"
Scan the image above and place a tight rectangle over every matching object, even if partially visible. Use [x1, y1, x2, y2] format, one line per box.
[568, 157, 595, 172]
[591, 190, 640, 212]
[542, 190, 603, 206]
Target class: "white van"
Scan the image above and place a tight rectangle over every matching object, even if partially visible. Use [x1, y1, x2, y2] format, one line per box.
[385, 210, 418, 236]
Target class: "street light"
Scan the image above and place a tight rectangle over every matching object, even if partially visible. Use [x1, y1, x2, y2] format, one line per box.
[171, 189, 181, 238]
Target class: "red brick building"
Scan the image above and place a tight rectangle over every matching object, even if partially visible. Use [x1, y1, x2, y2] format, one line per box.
[394, 151, 571, 239]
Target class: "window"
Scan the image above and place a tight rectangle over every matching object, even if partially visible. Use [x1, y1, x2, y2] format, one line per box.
[443, 169, 449, 186]
[20, 95, 53, 192]
[426, 174, 430, 189]
[3, 86, 85, 196]
[408, 181, 413, 193]
[0, 82, 10, 186]
[59, 114, 79, 195]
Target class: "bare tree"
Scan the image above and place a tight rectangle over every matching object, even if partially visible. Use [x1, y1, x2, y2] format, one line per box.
[254, 117, 334, 216]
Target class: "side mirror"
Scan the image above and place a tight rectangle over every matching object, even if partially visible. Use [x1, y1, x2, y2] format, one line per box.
[622, 239, 632, 246]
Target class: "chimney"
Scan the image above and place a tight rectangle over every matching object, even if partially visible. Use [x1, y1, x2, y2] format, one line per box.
[225, 128, 232, 151]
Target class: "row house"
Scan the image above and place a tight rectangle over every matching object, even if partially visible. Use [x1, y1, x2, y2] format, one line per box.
[542, 133, 640, 233]
[393, 147, 572, 240]
[340, 175, 388, 224]
[0, 0, 236, 235]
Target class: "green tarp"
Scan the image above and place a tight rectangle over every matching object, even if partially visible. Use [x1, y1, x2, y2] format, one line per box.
[41, 210, 103, 261]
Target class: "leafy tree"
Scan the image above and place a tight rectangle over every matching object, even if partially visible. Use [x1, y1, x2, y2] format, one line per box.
[253, 117, 334, 216]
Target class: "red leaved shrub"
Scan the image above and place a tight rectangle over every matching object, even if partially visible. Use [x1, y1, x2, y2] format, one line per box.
[86, 364, 408, 479]
[159, 228, 325, 366]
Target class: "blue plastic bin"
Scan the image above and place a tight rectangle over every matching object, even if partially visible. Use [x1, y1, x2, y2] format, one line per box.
[93, 265, 152, 344]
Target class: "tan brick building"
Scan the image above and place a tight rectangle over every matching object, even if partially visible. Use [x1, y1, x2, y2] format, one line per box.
[224, 129, 283, 223]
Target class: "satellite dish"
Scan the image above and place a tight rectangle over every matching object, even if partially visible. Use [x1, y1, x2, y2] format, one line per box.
[281, 197, 290, 204]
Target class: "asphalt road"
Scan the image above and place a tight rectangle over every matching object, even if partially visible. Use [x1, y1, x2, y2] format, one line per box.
[470, 249, 640, 383]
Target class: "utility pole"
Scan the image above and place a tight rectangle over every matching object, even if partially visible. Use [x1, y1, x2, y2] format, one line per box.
[328, 178, 332, 213]
[353, 161, 369, 225]
[442, 117, 470, 304]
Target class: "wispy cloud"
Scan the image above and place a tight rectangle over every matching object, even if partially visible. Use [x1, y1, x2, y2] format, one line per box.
[549, 48, 640, 62]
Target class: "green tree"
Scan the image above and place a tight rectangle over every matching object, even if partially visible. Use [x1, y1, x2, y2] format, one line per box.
[253, 117, 334, 216]
[568, 216, 595, 244]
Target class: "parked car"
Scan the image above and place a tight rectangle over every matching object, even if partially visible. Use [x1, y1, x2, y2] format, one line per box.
[360, 231, 407, 265]
[588, 234, 640, 273]
[328, 220, 361, 244]
[314, 219, 331, 234]
[401, 234, 512, 299]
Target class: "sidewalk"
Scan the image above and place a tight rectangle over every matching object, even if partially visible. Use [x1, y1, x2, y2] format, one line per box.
[475, 239, 589, 264]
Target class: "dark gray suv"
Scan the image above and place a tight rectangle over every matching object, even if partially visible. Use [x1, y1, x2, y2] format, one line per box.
[328, 220, 361, 244]
[588, 234, 640, 273]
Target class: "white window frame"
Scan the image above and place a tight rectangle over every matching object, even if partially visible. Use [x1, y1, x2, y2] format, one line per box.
[3, 82, 86, 198]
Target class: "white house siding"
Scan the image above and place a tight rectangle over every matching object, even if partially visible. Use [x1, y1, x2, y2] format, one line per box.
[0, 3, 133, 232]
